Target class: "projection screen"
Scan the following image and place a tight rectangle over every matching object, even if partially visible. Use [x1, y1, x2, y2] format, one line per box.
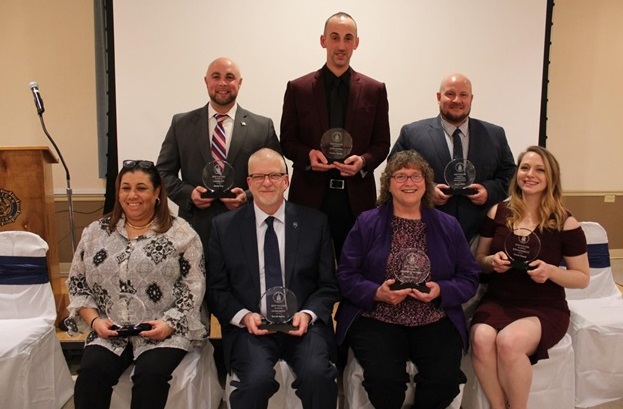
[113, 0, 549, 199]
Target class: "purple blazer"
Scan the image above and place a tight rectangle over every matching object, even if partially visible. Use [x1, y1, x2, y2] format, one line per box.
[335, 203, 479, 349]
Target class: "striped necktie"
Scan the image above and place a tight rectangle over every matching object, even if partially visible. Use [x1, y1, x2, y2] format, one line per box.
[211, 113, 228, 162]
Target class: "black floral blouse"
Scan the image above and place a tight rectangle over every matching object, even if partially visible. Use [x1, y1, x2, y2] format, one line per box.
[65, 215, 207, 357]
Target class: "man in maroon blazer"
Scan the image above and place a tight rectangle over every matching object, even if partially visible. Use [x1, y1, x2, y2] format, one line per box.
[280, 12, 390, 261]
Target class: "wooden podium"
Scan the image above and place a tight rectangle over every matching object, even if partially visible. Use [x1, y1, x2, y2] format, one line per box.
[0, 146, 64, 321]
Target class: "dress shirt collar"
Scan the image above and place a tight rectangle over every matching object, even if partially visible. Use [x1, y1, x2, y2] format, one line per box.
[208, 103, 238, 120]
[253, 201, 286, 228]
[322, 64, 352, 88]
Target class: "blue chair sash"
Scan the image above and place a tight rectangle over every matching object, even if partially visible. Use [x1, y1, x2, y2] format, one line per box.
[587, 243, 610, 269]
[560, 243, 610, 269]
[0, 255, 49, 284]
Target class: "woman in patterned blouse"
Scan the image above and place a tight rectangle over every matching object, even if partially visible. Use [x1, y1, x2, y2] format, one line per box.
[65, 160, 207, 409]
[335, 151, 480, 409]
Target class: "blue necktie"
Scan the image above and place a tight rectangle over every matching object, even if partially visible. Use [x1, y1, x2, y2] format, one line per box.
[452, 128, 463, 160]
[264, 216, 283, 289]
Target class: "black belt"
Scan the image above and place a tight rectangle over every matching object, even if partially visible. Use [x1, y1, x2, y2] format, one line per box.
[329, 179, 345, 190]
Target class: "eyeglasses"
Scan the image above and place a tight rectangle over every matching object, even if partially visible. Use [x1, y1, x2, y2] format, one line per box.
[248, 173, 287, 183]
[391, 173, 424, 183]
[123, 160, 155, 169]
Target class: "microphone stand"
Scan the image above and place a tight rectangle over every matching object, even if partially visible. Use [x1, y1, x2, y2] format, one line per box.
[37, 114, 76, 255]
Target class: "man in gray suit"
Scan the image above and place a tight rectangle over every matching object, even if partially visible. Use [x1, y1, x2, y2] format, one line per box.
[390, 73, 515, 242]
[157, 57, 281, 252]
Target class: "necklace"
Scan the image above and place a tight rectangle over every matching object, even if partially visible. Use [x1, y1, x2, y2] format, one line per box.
[125, 219, 154, 229]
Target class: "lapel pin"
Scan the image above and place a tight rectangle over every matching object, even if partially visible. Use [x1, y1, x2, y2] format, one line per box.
[293, 222, 298, 229]
[241, 121, 246, 126]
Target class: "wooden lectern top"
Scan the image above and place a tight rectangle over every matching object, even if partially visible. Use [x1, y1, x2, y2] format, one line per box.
[0, 146, 59, 164]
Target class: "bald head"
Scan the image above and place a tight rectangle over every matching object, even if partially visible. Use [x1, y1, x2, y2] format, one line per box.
[439, 73, 472, 94]
[204, 57, 243, 112]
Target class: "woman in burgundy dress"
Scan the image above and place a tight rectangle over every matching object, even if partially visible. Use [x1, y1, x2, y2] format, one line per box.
[470, 146, 589, 409]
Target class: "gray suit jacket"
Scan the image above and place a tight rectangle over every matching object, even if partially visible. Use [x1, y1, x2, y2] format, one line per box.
[389, 115, 516, 240]
[206, 201, 339, 369]
[156, 104, 280, 250]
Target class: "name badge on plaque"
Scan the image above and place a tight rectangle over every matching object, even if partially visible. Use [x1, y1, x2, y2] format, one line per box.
[320, 128, 353, 163]
[201, 160, 236, 198]
[258, 286, 298, 332]
[504, 228, 541, 270]
[389, 248, 431, 293]
[107, 293, 152, 337]
[442, 159, 477, 195]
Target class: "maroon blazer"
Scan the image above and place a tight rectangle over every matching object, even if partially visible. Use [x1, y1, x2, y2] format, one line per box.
[280, 67, 390, 217]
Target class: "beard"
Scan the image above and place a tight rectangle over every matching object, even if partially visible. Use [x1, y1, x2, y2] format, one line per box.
[209, 91, 237, 108]
[441, 106, 470, 125]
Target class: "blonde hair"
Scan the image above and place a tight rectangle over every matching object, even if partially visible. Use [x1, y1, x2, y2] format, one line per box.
[506, 146, 567, 231]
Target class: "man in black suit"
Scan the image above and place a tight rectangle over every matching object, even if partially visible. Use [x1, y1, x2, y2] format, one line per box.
[390, 73, 516, 242]
[207, 148, 339, 409]
[157, 57, 281, 252]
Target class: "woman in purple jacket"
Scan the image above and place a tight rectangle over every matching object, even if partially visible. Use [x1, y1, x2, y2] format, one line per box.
[335, 150, 480, 409]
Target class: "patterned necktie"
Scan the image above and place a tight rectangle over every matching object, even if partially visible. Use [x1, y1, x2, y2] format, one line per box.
[211, 113, 228, 162]
[264, 216, 283, 289]
[452, 128, 463, 160]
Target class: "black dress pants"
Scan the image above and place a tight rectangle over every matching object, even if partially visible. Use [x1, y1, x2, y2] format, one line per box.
[228, 324, 338, 409]
[74, 344, 186, 409]
[347, 316, 464, 409]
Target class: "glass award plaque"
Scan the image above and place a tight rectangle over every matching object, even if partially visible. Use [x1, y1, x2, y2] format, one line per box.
[106, 293, 152, 337]
[441, 159, 477, 195]
[258, 286, 298, 332]
[389, 249, 431, 293]
[504, 228, 541, 270]
[320, 128, 353, 163]
[201, 160, 236, 198]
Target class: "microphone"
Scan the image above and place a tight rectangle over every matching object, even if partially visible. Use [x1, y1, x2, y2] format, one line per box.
[29, 81, 45, 115]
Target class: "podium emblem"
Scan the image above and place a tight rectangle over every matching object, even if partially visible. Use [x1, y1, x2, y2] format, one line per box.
[0, 189, 21, 226]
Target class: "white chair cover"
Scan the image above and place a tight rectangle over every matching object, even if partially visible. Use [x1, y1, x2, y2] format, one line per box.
[110, 340, 223, 409]
[566, 222, 620, 300]
[343, 348, 463, 409]
[565, 221, 623, 408]
[461, 333, 575, 409]
[0, 231, 74, 409]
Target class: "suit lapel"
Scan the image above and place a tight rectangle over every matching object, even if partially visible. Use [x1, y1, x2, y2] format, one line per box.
[345, 70, 361, 132]
[312, 70, 329, 131]
[283, 202, 300, 287]
[430, 116, 452, 165]
[198, 105, 213, 165]
[239, 206, 261, 292]
[228, 106, 248, 166]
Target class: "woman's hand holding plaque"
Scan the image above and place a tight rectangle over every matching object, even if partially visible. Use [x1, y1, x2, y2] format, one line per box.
[504, 228, 541, 270]
[106, 293, 152, 337]
[389, 249, 431, 293]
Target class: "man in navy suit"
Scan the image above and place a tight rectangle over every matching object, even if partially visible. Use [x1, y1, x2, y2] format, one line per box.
[157, 57, 281, 253]
[207, 148, 339, 409]
[280, 12, 390, 261]
[390, 73, 516, 242]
